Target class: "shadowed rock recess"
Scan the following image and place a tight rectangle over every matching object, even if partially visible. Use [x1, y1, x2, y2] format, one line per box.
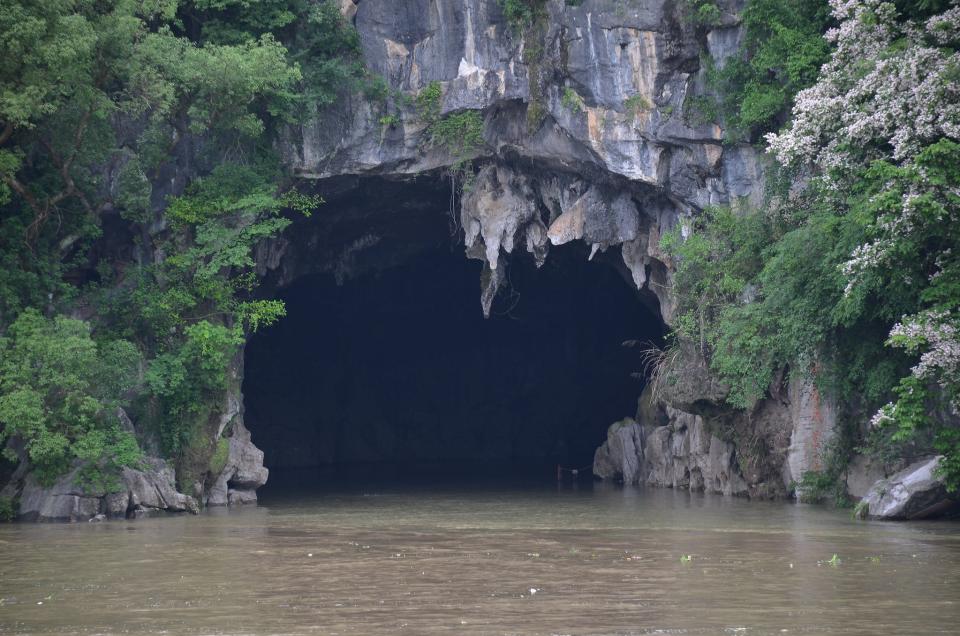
[245, 211, 664, 474]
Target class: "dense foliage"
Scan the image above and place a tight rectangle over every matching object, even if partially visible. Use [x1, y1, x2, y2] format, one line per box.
[0, 310, 142, 487]
[668, 0, 960, 494]
[689, 0, 833, 141]
[105, 164, 318, 456]
[0, 0, 355, 495]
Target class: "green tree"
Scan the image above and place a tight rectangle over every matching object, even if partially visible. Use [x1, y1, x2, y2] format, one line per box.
[0, 309, 142, 486]
[102, 162, 318, 455]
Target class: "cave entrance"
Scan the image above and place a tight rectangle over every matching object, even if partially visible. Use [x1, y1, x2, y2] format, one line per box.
[243, 215, 665, 486]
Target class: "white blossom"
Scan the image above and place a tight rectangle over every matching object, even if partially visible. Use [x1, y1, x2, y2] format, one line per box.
[869, 403, 896, 429]
[766, 0, 960, 168]
[889, 310, 960, 386]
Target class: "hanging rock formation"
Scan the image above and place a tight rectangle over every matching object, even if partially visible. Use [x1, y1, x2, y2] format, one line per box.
[278, 0, 764, 315]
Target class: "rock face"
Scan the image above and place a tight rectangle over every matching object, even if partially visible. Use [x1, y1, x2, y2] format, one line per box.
[593, 405, 748, 496]
[300, 0, 763, 200]
[642, 407, 749, 495]
[15, 459, 198, 522]
[598, 350, 853, 501]
[845, 454, 888, 500]
[782, 378, 837, 492]
[269, 0, 829, 500]
[593, 418, 645, 484]
[121, 459, 201, 518]
[647, 341, 852, 499]
[17, 471, 104, 523]
[207, 421, 269, 507]
[251, 0, 785, 498]
[274, 0, 765, 320]
[860, 457, 956, 520]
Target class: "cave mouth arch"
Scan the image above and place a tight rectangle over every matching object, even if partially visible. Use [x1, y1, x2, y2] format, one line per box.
[243, 207, 665, 487]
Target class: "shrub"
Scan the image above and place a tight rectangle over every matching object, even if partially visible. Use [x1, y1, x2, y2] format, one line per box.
[624, 94, 652, 119]
[561, 87, 585, 113]
[681, 0, 723, 26]
[415, 81, 443, 123]
[414, 82, 485, 169]
[497, 0, 546, 31]
[0, 496, 15, 522]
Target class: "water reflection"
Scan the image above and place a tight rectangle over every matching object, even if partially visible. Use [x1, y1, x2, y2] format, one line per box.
[0, 476, 958, 635]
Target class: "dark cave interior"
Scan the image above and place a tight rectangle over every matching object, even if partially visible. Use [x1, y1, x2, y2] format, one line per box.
[243, 189, 665, 482]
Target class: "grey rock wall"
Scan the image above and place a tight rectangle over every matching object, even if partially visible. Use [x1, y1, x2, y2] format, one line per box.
[14, 459, 198, 523]
[205, 357, 269, 508]
[782, 377, 837, 493]
[642, 407, 748, 495]
[198, 0, 879, 507]
[593, 406, 749, 497]
[279, 0, 766, 321]
[845, 454, 888, 500]
[593, 418, 645, 485]
[207, 421, 269, 507]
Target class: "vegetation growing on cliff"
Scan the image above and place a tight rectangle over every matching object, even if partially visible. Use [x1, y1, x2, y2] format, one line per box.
[687, 0, 833, 141]
[668, 0, 960, 493]
[415, 81, 485, 177]
[0, 0, 355, 495]
[497, 0, 548, 31]
[561, 88, 586, 113]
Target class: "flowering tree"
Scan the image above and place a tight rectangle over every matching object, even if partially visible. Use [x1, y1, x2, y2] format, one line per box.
[767, 2, 960, 168]
[767, 0, 960, 487]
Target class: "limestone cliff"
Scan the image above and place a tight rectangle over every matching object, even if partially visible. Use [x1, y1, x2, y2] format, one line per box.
[268, 0, 829, 501]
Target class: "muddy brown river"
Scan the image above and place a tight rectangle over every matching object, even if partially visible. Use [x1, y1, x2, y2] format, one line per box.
[1, 477, 958, 635]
